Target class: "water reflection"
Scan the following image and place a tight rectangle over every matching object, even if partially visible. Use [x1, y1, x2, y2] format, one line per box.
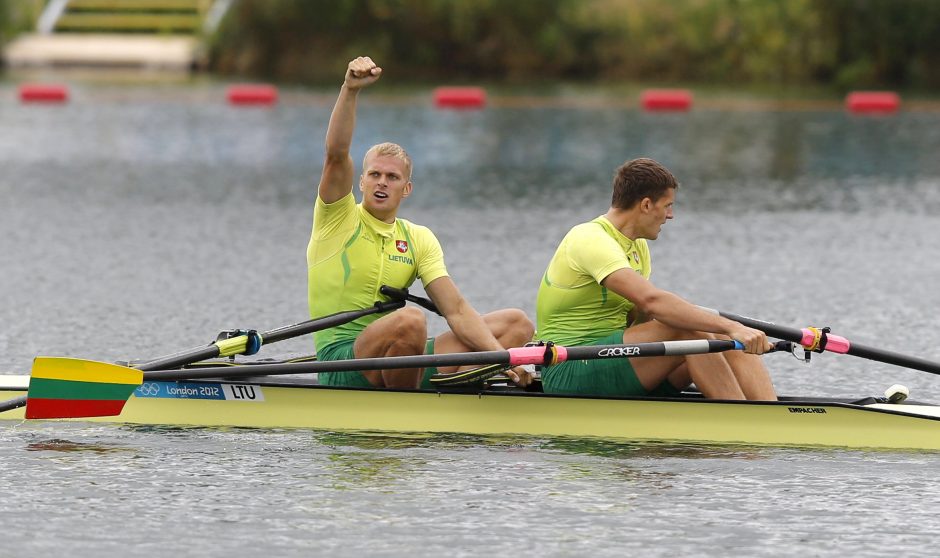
[315, 430, 439, 450]
[537, 436, 769, 460]
[3, 99, 938, 215]
[25, 438, 132, 454]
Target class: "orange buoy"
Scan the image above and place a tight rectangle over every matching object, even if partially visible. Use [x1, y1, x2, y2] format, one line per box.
[641, 89, 693, 112]
[432, 86, 487, 109]
[226, 84, 279, 106]
[845, 91, 900, 114]
[19, 84, 69, 104]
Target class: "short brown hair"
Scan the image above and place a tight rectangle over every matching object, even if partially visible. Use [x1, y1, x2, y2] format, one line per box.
[611, 158, 678, 209]
[363, 142, 412, 179]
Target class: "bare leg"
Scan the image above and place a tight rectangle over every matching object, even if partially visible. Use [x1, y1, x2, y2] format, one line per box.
[666, 361, 692, 392]
[622, 321, 746, 400]
[718, 339, 777, 400]
[352, 306, 427, 388]
[693, 332, 776, 400]
[431, 308, 534, 373]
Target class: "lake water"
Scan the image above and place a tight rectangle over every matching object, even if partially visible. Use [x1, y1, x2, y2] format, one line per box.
[2, 82, 940, 556]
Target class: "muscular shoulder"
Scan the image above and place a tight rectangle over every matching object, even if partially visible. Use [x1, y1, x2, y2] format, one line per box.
[564, 222, 623, 261]
[565, 221, 617, 242]
[562, 221, 628, 281]
[313, 192, 357, 234]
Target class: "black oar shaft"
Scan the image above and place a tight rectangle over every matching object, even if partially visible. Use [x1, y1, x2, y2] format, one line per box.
[846, 342, 940, 375]
[140, 339, 741, 382]
[138, 346, 222, 373]
[261, 301, 405, 344]
[379, 286, 441, 316]
[713, 308, 940, 376]
[138, 301, 406, 371]
[143, 350, 507, 381]
[562, 339, 739, 361]
[0, 396, 25, 413]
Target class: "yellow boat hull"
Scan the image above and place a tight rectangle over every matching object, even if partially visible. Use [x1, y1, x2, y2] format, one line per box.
[3, 376, 940, 450]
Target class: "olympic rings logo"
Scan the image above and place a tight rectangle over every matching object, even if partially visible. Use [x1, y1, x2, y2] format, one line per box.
[137, 382, 162, 396]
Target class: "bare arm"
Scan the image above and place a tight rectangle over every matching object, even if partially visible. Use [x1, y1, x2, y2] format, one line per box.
[318, 56, 382, 204]
[426, 277, 504, 351]
[425, 277, 531, 385]
[602, 268, 771, 354]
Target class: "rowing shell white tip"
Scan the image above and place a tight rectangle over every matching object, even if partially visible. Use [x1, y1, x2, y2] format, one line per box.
[884, 384, 909, 404]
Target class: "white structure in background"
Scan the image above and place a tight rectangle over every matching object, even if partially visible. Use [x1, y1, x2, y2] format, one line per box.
[3, 0, 234, 71]
[37, 0, 70, 34]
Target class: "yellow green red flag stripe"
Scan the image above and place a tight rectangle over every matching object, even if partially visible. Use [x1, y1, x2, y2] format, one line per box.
[25, 357, 143, 419]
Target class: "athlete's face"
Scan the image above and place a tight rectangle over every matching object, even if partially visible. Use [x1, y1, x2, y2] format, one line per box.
[641, 188, 675, 240]
[359, 155, 412, 223]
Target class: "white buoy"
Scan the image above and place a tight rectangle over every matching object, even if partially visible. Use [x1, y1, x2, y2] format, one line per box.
[884, 384, 909, 404]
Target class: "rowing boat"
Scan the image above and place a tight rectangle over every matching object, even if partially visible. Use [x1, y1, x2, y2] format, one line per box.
[3, 291, 939, 451]
[3, 370, 939, 451]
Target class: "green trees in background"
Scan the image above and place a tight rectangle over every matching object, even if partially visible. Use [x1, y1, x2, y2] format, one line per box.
[208, 0, 590, 83]
[0, 0, 10, 43]
[0, 0, 42, 44]
[2, 0, 936, 90]
[209, 0, 940, 91]
[817, 0, 939, 90]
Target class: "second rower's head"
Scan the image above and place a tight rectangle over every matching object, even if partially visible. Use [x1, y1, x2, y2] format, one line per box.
[360, 142, 413, 223]
[611, 158, 678, 240]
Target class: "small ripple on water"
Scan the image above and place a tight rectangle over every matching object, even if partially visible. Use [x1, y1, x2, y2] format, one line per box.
[3, 92, 940, 556]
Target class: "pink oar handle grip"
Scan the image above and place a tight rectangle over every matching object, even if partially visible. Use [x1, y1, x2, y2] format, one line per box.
[508, 345, 569, 366]
[800, 329, 851, 354]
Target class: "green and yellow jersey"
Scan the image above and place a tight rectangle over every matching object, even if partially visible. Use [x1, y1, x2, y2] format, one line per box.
[307, 193, 448, 352]
[536, 216, 651, 346]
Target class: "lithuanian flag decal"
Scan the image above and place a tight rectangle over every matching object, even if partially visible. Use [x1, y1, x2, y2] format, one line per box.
[25, 357, 143, 419]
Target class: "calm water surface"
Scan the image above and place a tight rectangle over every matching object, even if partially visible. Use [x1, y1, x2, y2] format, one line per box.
[2, 83, 940, 556]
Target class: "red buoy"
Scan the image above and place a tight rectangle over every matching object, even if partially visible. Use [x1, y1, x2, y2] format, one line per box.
[641, 89, 693, 111]
[19, 84, 69, 104]
[846, 91, 900, 114]
[226, 84, 279, 106]
[433, 87, 487, 109]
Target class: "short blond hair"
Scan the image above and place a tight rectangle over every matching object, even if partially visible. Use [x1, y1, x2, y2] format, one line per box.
[363, 142, 412, 179]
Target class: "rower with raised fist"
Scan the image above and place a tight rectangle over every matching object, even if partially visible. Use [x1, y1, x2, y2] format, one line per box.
[308, 56, 535, 389]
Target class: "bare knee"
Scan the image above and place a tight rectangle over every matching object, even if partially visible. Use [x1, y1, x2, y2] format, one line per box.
[667, 328, 722, 342]
[653, 323, 700, 342]
[489, 308, 535, 346]
[505, 308, 535, 337]
[390, 306, 428, 349]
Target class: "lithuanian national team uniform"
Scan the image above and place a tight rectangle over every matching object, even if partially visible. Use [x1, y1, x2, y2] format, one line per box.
[308, 193, 448, 388]
[536, 216, 676, 396]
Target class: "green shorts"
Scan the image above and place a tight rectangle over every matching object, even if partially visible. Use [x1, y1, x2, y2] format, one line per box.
[541, 331, 682, 397]
[317, 338, 438, 390]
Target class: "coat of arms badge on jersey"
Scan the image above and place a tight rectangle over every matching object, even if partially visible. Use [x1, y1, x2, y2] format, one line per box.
[395, 240, 409, 253]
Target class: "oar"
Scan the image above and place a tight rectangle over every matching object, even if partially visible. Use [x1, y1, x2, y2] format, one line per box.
[0, 296, 421, 416]
[17, 339, 743, 420]
[138, 299, 409, 370]
[702, 307, 940, 375]
[379, 285, 441, 315]
[430, 363, 512, 386]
